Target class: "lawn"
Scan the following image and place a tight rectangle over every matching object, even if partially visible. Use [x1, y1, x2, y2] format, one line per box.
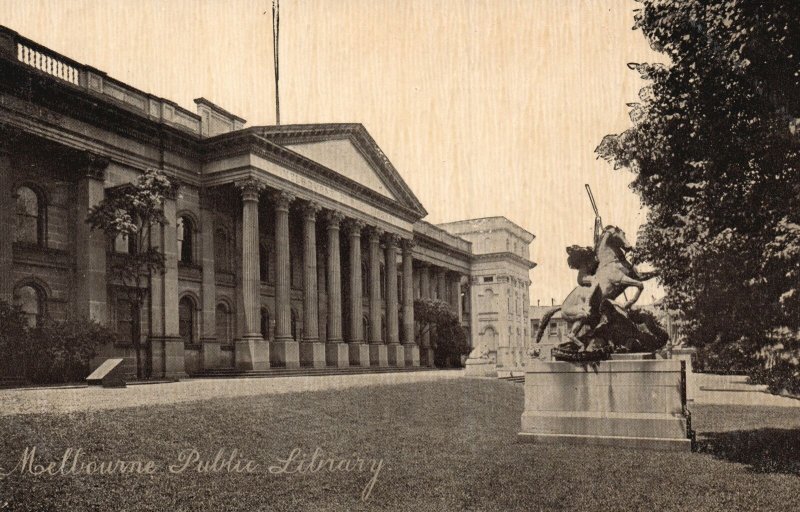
[0, 378, 798, 511]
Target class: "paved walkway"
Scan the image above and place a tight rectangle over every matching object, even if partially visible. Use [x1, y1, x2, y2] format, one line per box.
[0, 370, 463, 417]
[692, 372, 800, 407]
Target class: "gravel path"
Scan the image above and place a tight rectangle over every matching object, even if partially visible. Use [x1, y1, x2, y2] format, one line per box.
[0, 370, 464, 416]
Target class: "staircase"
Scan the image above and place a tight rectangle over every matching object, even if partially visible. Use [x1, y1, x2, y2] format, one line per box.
[190, 365, 443, 379]
[499, 375, 525, 384]
[0, 377, 27, 389]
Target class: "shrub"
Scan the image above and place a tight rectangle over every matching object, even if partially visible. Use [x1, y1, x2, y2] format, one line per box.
[694, 338, 759, 375]
[23, 315, 115, 384]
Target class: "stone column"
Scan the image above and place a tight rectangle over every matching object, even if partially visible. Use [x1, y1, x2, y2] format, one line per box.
[199, 190, 220, 369]
[299, 201, 325, 368]
[367, 227, 388, 367]
[401, 240, 419, 366]
[74, 154, 109, 322]
[150, 183, 186, 378]
[346, 219, 369, 366]
[418, 263, 434, 366]
[233, 178, 269, 370]
[384, 234, 404, 366]
[450, 272, 462, 322]
[325, 211, 348, 367]
[0, 142, 11, 302]
[271, 190, 299, 368]
[436, 268, 447, 302]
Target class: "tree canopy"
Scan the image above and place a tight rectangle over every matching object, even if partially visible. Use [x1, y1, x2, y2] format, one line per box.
[596, 1, 800, 356]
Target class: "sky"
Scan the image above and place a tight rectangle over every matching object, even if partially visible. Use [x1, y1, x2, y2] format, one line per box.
[0, 0, 664, 305]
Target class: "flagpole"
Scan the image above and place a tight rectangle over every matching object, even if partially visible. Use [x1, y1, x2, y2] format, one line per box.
[272, 0, 281, 125]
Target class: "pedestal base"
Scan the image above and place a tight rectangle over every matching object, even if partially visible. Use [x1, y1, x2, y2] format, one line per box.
[201, 338, 221, 369]
[326, 342, 349, 367]
[299, 342, 326, 368]
[349, 343, 370, 367]
[519, 359, 692, 452]
[235, 338, 270, 370]
[150, 336, 187, 379]
[403, 344, 420, 367]
[464, 357, 496, 377]
[369, 344, 389, 367]
[270, 339, 300, 369]
[387, 344, 405, 367]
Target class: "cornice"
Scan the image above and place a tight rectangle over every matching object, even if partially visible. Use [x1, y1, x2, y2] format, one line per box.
[473, 252, 537, 269]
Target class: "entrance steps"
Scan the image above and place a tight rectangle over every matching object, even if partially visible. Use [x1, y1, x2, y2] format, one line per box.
[189, 365, 440, 379]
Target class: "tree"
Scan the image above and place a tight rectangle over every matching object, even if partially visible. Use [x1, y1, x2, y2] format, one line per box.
[596, 1, 800, 369]
[86, 168, 173, 379]
[414, 298, 469, 367]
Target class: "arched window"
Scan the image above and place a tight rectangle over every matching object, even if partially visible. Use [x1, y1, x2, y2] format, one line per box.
[215, 302, 231, 344]
[15, 185, 44, 245]
[260, 308, 271, 340]
[290, 309, 298, 341]
[177, 216, 194, 264]
[14, 284, 43, 327]
[214, 228, 231, 272]
[179, 296, 196, 344]
[259, 243, 270, 283]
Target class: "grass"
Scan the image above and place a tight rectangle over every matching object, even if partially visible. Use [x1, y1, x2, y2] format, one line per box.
[0, 379, 798, 511]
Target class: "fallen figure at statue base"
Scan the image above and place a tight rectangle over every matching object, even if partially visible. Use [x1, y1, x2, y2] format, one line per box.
[543, 301, 670, 363]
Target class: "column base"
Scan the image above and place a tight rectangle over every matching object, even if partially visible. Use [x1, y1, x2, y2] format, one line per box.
[369, 344, 389, 367]
[150, 336, 187, 379]
[326, 342, 349, 368]
[402, 344, 420, 367]
[348, 342, 370, 367]
[420, 347, 436, 367]
[387, 344, 405, 367]
[270, 339, 300, 368]
[201, 338, 222, 369]
[235, 337, 270, 370]
[300, 341, 326, 368]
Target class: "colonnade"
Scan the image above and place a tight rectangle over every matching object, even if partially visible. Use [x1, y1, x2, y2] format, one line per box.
[233, 178, 421, 369]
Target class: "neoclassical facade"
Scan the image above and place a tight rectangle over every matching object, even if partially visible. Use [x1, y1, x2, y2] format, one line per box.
[0, 27, 535, 377]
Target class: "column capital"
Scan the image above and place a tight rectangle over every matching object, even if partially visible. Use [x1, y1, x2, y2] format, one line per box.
[84, 152, 110, 181]
[367, 226, 384, 243]
[325, 210, 345, 229]
[235, 177, 265, 202]
[163, 179, 181, 201]
[385, 233, 400, 248]
[301, 201, 322, 220]
[345, 218, 366, 237]
[401, 238, 415, 252]
[271, 189, 295, 210]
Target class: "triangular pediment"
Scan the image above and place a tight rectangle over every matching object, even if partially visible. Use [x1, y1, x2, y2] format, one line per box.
[248, 124, 427, 219]
[283, 138, 397, 200]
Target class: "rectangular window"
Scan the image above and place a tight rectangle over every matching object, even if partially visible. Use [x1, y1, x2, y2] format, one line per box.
[549, 322, 558, 336]
[483, 276, 493, 283]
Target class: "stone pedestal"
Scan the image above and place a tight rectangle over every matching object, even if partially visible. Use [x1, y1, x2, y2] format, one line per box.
[403, 344, 420, 367]
[369, 344, 389, 367]
[235, 338, 270, 370]
[151, 336, 187, 379]
[326, 343, 349, 367]
[387, 344, 405, 367]
[271, 340, 300, 369]
[518, 359, 692, 451]
[300, 342, 326, 368]
[201, 338, 221, 369]
[464, 357, 496, 377]
[349, 343, 370, 367]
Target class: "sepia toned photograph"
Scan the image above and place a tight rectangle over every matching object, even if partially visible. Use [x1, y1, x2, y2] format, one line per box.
[0, 1, 798, 510]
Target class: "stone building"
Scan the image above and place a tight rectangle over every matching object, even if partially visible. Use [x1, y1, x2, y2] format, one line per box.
[0, 26, 535, 378]
[439, 218, 535, 368]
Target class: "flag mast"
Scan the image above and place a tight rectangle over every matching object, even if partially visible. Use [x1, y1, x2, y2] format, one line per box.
[272, 0, 281, 125]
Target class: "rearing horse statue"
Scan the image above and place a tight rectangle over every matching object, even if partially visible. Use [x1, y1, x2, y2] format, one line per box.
[535, 225, 657, 351]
